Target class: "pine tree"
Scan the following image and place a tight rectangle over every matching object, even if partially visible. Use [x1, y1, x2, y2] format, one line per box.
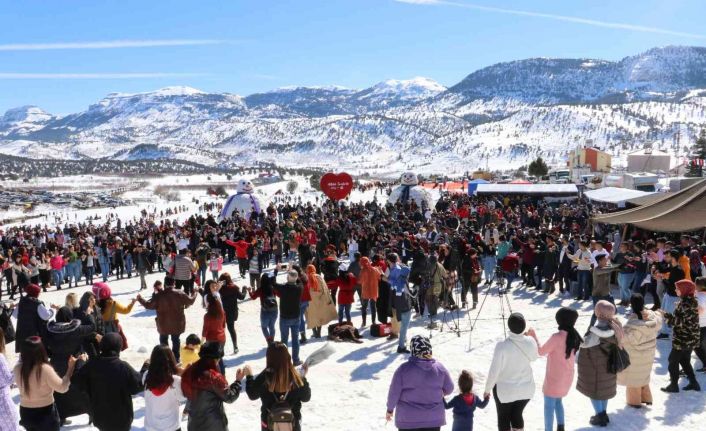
[687, 130, 706, 177]
[528, 156, 549, 177]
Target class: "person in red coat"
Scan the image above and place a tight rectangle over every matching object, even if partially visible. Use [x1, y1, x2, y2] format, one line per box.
[225, 238, 251, 278]
[202, 292, 227, 373]
[335, 269, 357, 323]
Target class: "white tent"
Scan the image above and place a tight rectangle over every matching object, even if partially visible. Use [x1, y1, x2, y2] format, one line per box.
[475, 183, 578, 196]
[584, 187, 655, 208]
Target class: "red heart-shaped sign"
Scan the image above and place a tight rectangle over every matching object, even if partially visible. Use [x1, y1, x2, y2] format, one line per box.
[320, 172, 354, 201]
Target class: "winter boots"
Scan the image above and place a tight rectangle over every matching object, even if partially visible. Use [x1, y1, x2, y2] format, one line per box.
[589, 412, 609, 427]
[300, 332, 307, 345]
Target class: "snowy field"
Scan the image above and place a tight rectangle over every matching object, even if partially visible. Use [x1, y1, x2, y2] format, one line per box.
[2, 174, 705, 431]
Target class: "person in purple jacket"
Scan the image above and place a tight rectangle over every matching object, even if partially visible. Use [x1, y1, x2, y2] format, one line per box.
[386, 335, 454, 431]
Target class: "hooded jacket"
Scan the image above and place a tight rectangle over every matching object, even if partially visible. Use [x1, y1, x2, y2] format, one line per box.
[576, 324, 618, 400]
[386, 356, 454, 429]
[358, 257, 382, 300]
[73, 333, 143, 431]
[617, 310, 663, 387]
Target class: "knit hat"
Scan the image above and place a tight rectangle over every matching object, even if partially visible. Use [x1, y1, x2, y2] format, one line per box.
[199, 341, 224, 360]
[507, 312, 526, 334]
[92, 282, 108, 297]
[100, 332, 123, 356]
[97, 285, 112, 300]
[410, 335, 432, 358]
[555, 307, 578, 328]
[24, 283, 41, 298]
[594, 300, 616, 321]
[675, 279, 696, 297]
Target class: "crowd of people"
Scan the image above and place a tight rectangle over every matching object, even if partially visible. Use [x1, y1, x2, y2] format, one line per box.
[0, 188, 704, 431]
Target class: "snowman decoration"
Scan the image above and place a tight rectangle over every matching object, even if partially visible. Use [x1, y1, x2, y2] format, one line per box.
[387, 171, 432, 208]
[218, 179, 266, 222]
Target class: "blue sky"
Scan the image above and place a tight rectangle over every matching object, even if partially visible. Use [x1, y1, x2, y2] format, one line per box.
[1, 0, 704, 114]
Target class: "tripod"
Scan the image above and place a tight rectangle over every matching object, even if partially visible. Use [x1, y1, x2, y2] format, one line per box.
[467, 266, 513, 350]
[428, 276, 474, 339]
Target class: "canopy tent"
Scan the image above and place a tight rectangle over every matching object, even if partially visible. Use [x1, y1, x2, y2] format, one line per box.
[584, 187, 655, 208]
[626, 192, 672, 207]
[592, 179, 706, 232]
[467, 179, 489, 195]
[475, 183, 578, 196]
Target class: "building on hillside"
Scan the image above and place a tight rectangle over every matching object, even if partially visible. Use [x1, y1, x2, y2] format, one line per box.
[568, 147, 612, 172]
[627, 148, 671, 173]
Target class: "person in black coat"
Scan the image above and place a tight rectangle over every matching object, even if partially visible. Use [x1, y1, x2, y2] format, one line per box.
[73, 332, 143, 431]
[73, 291, 104, 359]
[13, 283, 55, 353]
[46, 306, 97, 425]
[245, 342, 311, 431]
[218, 273, 247, 354]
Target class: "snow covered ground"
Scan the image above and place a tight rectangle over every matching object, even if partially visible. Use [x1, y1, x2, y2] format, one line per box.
[2, 174, 705, 431]
[5, 264, 706, 431]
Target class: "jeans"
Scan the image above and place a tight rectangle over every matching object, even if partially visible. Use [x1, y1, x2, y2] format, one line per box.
[125, 255, 133, 277]
[99, 258, 110, 281]
[299, 301, 309, 333]
[138, 270, 147, 290]
[661, 294, 678, 336]
[577, 270, 591, 298]
[86, 266, 94, 285]
[504, 271, 515, 290]
[280, 317, 301, 362]
[544, 396, 565, 431]
[51, 269, 62, 289]
[338, 304, 351, 323]
[617, 272, 635, 302]
[260, 308, 278, 341]
[590, 399, 608, 414]
[397, 310, 412, 350]
[482, 256, 496, 282]
[211, 270, 219, 280]
[199, 265, 208, 286]
[159, 334, 181, 362]
[72, 262, 82, 285]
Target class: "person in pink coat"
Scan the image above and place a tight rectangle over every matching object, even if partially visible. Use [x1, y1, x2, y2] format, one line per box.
[527, 307, 582, 431]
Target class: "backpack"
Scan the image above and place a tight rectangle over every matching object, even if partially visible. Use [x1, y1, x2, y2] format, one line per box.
[267, 390, 294, 431]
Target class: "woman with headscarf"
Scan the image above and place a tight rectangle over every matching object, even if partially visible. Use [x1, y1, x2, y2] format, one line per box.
[576, 300, 624, 426]
[73, 291, 104, 359]
[689, 249, 706, 279]
[304, 264, 337, 338]
[386, 335, 454, 431]
[181, 341, 243, 431]
[97, 284, 136, 350]
[45, 306, 97, 426]
[527, 307, 582, 431]
[484, 313, 539, 431]
[661, 279, 701, 393]
[245, 341, 311, 431]
[617, 293, 663, 407]
[359, 257, 383, 327]
[73, 332, 143, 431]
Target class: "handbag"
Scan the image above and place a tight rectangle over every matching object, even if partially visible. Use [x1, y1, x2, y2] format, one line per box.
[607, 344, 631, 374]
[0, 305, 16, 343]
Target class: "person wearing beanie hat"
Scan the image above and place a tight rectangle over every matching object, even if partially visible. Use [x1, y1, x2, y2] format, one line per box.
[661, 279, 701, 393]
[527, 308, 582, 431]
[12, 284, 56, 353]
[577, 300, 624, 426]
[73, 332, 143, 431]
[617, 293, 663, 407]
[98, 285, 137, 351]
[484, 312, 538, 431]
[386, 335, 453, 430]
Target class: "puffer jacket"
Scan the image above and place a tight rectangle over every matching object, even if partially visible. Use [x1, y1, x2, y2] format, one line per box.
[576, 325, 618, 400]
[665, 296, 700, 350]
[181, 366, 241, 431]
[617, 311, 662, 387]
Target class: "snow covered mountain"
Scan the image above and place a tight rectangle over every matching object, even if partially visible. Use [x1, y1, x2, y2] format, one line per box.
[2, 46, 706, 173]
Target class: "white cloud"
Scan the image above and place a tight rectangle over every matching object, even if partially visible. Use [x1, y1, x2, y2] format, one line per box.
[393, 0, 706, 39]
[0, 39, 233, 51]
[0, 72, 208, 79]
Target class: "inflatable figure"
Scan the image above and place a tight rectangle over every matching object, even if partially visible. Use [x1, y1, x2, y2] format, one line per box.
[387, 171, 432, 208]
[218, 179, 267, 222]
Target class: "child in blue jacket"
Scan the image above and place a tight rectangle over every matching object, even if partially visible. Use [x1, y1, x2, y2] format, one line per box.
[444, 370, 490, 431]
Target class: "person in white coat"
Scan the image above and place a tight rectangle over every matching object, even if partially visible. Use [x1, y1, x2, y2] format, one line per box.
[484, 313, 539, 431]
[142, 345, 186, 431]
